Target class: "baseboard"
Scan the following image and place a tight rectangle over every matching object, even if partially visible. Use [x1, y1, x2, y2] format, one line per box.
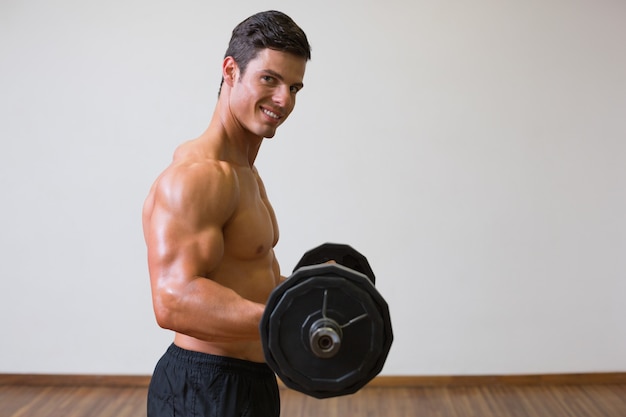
[1, 373, 625, 388]
[0, 374, 152, 387]
[366, 373, 626, 387]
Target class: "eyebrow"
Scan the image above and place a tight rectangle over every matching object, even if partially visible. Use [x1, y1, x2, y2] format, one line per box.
[263, 69, 304, 90]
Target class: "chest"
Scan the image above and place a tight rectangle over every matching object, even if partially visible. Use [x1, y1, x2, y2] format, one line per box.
[223, 169, 278, 258]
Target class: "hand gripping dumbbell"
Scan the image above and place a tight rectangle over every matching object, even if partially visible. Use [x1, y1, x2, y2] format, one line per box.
[260, 243, 393, 399]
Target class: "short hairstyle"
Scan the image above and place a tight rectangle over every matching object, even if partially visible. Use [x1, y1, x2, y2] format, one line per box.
[219, 10, 311, 95]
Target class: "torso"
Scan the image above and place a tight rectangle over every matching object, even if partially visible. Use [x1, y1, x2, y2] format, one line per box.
[146, 138, 281, 362]
[177, 165, 280, 361]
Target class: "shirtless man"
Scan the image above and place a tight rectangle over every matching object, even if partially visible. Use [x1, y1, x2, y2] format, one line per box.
[142, 11, 311, 417]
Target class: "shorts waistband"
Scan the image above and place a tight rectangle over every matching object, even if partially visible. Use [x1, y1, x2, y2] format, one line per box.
[166, 343, 274, 376]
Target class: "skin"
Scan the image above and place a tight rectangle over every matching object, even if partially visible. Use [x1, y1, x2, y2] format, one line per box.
[142, 48, 307, 362]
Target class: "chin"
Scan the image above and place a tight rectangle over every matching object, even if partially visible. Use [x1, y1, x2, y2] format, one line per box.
[260, 127, 279, 139]
[251, 120, 280, 139]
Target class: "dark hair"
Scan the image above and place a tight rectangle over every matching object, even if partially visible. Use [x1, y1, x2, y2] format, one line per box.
[219, 10, 311, 95]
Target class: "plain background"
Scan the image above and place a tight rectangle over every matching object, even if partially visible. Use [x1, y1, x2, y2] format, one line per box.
[1, 0, 625, 376]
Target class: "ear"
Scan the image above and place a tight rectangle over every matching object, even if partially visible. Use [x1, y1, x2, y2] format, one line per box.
[222, 57, 239, 87]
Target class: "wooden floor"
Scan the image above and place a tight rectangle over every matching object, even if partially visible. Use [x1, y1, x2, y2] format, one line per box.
[2, 383, 625, 417]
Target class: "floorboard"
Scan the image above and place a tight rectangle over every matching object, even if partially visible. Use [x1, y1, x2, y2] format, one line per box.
[2, 383, 626, 417]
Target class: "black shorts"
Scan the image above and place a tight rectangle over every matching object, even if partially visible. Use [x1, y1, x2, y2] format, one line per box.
[147, 344, 280, 417]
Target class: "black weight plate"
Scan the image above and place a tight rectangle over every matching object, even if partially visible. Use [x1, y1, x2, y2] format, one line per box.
[269, 277, 383, 393]
[294, 243, 376, 285]
[261, 264, 393, 398]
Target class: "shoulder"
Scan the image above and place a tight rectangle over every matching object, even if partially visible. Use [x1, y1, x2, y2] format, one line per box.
[152, 158, 240, 226]
[161, 158, 237, 194]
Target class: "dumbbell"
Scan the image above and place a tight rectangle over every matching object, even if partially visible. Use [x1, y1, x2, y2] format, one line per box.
[260, 243, 393, 399]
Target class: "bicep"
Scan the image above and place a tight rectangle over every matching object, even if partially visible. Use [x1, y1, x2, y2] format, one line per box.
[146, 211, 224, 288]
[145, 164, 237, 293]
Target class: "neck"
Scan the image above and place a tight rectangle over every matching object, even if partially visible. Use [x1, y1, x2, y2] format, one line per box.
[204, 97, 264, 167]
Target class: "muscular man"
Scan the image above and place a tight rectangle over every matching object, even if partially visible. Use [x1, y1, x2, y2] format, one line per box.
[142, 11, 311, 417]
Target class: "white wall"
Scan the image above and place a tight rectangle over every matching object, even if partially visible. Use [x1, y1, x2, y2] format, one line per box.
[1, 0, 625, 376]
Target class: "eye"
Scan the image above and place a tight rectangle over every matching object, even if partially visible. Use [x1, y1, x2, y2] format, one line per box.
[261, 75, 275, 83]
[290, 85, 302, 94]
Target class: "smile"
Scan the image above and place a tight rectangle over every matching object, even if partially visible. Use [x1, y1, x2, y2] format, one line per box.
[262, 108, 281, 120]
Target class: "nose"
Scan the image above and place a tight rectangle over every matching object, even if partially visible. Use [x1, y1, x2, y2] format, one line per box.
[273, 85, 293, 109]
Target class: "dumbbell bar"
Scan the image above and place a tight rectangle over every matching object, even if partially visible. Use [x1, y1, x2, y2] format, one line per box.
[260, 243, 393, 399]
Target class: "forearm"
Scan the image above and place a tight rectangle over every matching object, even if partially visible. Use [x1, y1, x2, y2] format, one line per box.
[154, 276, 265, 343]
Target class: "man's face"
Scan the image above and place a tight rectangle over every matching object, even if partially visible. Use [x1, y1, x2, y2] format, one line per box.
[228, 48, 307, 139]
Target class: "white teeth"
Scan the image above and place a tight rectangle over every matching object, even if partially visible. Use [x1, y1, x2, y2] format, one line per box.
[262, 108, 280, 119]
